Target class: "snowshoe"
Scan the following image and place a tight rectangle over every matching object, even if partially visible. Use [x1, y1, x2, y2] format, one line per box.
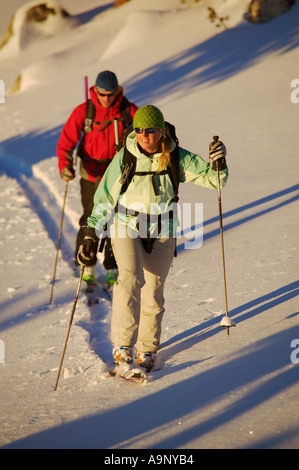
[111, 363, 147, 384]
[136, 351, 157, 373]
[112, 346, 133, 365]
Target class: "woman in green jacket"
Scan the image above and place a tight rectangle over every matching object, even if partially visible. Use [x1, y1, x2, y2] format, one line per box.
[77, 105, 228, 374]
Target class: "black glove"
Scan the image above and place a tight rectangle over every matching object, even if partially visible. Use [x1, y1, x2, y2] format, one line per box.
[209, 137, 227, 171]
[61, 165, 75, 181]
[77, 227, 99, 266]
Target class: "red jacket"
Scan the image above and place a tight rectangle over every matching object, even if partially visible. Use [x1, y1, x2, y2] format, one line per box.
[57, 86, 138, 182]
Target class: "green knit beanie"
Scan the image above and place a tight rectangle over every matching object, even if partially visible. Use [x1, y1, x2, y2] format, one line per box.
[133, 105, 165, 130]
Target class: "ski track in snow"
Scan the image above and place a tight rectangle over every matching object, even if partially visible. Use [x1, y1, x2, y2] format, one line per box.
[0, 159, 113, 364]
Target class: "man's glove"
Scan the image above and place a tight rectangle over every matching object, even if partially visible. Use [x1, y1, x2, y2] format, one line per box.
[77, 227, 99, 266]
[61, 166, 75, 181]
[209, 137, 227, 171]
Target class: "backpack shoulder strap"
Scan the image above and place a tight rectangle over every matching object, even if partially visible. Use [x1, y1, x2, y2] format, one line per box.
[83, 99, 96, 133]
[119, 146, 136, 194]
[165, 121, 180, 201]
[77, 99, 95, 158]
[167, 146, 180, 201]
[83, 97, 131, 135]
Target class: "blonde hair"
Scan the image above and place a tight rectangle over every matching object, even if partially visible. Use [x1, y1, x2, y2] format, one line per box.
[157, 128, 173, 173]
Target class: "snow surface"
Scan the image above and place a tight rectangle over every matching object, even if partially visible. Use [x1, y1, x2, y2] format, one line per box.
[0, 0, 299, 450]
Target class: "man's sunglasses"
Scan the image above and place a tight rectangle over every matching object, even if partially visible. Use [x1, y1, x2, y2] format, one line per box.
[134, 128, 158, 134]
[96, 89, 116, 97]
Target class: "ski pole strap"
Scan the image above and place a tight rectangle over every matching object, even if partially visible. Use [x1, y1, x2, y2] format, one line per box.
[98, 223, 108, 253]
[99, 235, 106, 253]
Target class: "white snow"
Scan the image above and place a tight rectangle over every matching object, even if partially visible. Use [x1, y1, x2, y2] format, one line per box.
[0, 0, 299, 450]
[0, 0, 77, 59]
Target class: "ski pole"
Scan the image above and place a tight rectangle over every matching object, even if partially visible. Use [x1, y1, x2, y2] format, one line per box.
[212, 136, 235, 336]
[49, 180, 69, 304]
[54, 266, 85, 390]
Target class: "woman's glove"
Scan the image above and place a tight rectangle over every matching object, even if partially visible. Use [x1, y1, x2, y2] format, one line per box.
[209, 137, 227, 171]
[77, 227, 99, 266]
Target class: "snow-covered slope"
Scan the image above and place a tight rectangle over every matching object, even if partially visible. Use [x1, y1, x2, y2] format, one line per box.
[0, 0, 299, 449]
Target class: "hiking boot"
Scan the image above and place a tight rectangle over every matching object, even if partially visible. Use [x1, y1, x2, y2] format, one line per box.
[106, 268, 118, 286]
[113, 346, 133, 365]
[82, 265, 96, 283]
[137, 351, 157, 372]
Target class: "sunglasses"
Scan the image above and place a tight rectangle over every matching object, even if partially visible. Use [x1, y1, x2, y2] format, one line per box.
[96, 89, 116, 97]
[134, 128, 158, 134]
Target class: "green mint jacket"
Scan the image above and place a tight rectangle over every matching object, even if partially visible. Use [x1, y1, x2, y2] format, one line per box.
[87, 132, 228, 238]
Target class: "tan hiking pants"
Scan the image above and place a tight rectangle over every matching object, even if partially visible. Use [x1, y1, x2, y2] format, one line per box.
[110, 224, 175, 353]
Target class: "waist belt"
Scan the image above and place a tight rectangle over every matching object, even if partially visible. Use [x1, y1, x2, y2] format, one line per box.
[116, 203, 175, 253]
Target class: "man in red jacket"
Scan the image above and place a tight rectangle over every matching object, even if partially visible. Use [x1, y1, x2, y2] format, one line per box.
[57, 71, 138, 285]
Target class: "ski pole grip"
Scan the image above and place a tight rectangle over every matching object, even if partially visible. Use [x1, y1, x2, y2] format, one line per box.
[84, 76, 88, 102]
[114, 118, 121, 151]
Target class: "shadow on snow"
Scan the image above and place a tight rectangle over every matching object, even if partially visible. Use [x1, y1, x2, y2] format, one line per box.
[125, 9, 299, 104]
[2, 320, 299, 449]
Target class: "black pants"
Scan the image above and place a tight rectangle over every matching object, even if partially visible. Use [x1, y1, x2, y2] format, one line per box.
[74, 178, 117, 270]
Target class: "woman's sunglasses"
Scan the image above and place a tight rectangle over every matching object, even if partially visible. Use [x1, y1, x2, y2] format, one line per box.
[134, 128, 158, 134]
